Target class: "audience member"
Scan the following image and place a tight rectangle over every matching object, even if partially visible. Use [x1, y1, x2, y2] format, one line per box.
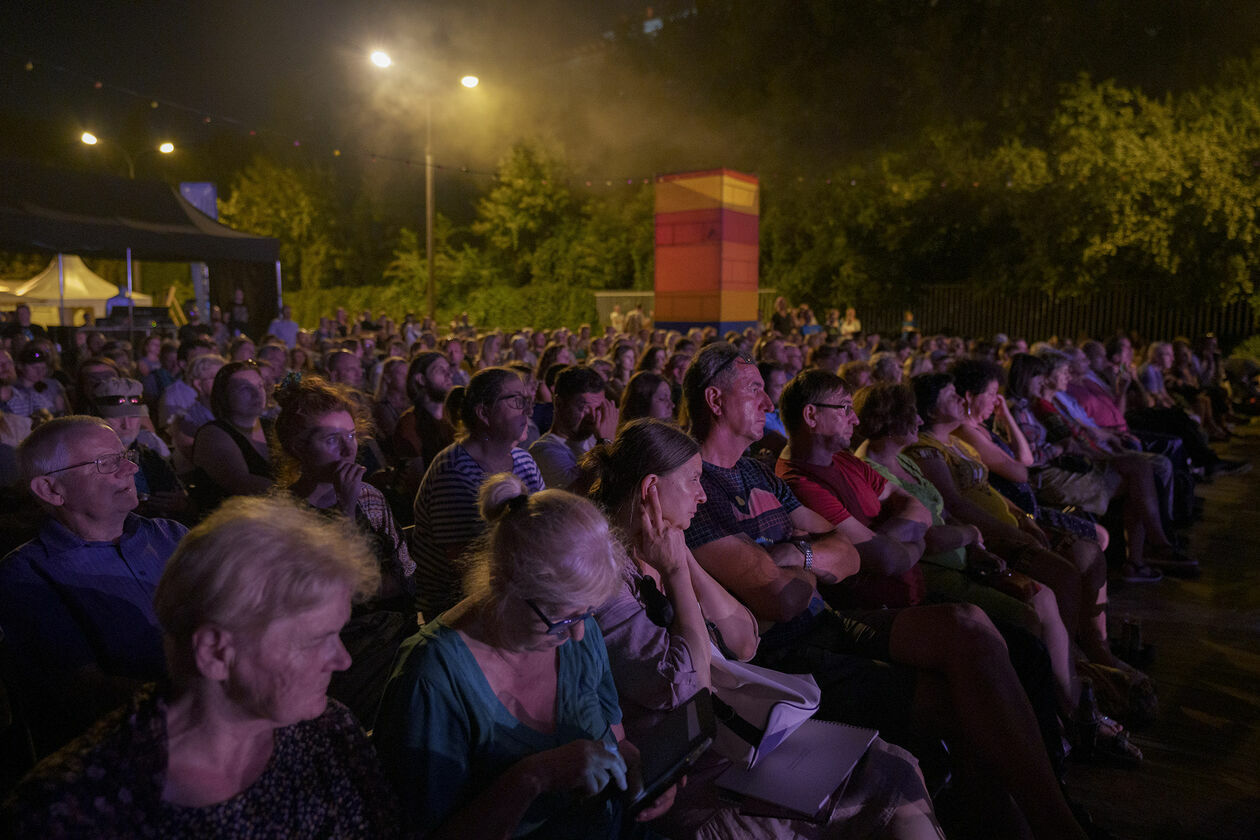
[0, 417, 186, 753]
[189, 361, 274, 514]
[679, 342, 1087, 839]
[3, 494, 398, 836]
[377, 473, 671, 836]
[266, 304, 301, 348]
[409, 367, 544, 618]
[529, 365, 616, 489]
[588, 418, 944, 838]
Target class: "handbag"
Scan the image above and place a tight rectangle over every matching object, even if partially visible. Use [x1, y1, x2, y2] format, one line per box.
[707, 642, 821, 769]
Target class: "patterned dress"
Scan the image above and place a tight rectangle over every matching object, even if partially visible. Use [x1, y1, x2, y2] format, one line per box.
[3, 685, 399, 838]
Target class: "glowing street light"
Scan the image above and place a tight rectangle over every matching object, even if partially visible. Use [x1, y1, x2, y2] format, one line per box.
[79, 132, 176, 179]
[370, 52, 479, 321]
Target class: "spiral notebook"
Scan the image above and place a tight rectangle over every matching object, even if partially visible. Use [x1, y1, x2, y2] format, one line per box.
[715, 718, 878, 821]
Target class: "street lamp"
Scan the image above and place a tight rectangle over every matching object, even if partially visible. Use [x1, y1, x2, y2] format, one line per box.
[79, 132, 175, 179]
[370, 50, 476, 322]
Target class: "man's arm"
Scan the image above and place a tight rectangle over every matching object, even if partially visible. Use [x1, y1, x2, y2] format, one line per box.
[691, 535, 818, 623]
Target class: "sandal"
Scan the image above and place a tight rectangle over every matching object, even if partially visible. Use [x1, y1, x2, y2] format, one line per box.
[1073, 678, 1144, 769]
[1120, 561, 1163, 583]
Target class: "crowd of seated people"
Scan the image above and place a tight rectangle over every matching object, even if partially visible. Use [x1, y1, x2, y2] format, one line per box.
[0, 296, 1255, 837]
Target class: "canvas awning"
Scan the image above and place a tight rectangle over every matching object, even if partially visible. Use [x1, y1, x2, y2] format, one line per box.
[0, 158, 279, 263]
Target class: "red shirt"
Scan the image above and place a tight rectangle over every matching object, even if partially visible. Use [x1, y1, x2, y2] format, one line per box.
[776, 451, 925, 609]
[1066, 377, 1129, 432]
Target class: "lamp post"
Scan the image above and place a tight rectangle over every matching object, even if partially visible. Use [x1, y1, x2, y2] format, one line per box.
[80, 132, 175, 180]
[370, 50, 477, 322]
[79, 133, 175, 332]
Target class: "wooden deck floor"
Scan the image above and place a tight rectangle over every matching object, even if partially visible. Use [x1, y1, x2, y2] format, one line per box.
[1061, 425, 1260, 839]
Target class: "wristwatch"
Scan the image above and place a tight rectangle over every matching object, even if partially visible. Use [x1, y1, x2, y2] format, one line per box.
[794, 538, 814, 571]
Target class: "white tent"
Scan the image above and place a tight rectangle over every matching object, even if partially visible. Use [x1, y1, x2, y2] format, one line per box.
[3, 255, 152, 326]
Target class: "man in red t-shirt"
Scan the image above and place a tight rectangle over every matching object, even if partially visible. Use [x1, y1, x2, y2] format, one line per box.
[775, 370, 933, 608]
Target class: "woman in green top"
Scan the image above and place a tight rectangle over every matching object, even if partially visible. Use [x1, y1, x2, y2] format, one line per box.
[854, 382, 1142, 767]
[852, 382, 1078, 720]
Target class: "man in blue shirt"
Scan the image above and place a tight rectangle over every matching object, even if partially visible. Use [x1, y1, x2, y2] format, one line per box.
[0, 416, 186, 754]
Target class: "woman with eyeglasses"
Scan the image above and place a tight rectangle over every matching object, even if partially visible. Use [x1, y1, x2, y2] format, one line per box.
[409, 367, 544, 620]
[188, 360, 274, 516]
[376, 472, 675, 838]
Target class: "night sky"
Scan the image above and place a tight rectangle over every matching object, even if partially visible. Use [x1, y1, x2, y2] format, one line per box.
[0, 0, 652, 180]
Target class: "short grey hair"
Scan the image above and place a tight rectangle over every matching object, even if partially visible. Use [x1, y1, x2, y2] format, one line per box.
[17, 416, 112, 484]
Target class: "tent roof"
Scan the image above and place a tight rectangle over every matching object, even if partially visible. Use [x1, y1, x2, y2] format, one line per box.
[13, 255, 149, 304]
[0, 158, 280, 263]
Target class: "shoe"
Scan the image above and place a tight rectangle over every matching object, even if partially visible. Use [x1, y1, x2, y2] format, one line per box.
[1119, 561, 1163, 583]
[1209, 459, 1251, 478]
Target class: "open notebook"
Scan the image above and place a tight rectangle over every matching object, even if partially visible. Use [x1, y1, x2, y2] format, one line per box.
[715, 718, 878, 822]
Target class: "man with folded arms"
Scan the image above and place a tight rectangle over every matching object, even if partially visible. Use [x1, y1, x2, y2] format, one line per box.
[680, 343, 1086, 840]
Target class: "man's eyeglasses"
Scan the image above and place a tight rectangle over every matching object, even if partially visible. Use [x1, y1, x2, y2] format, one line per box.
[495, 393, 534, 411]
[812, 402, 856, 416]
[699, 350, 755, 390]
[526, 599, 593, 636]
[43, 449, 139, 477]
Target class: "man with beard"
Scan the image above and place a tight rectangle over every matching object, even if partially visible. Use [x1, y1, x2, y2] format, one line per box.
[392, 352, 456, 489]
[0, 417, 187, 753]
[528, 365, 616, 490]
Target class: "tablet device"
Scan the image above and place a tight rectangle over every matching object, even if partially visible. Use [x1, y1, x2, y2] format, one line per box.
[625, 687, 715, 817]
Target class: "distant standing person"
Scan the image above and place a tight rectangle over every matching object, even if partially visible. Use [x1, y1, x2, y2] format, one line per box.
[901, 309, 918, 337]
[228, 288, 249, 337]
[267, 304, 301, 348]
[840, 306, 863, 340]
[770, 296, 795, 334]
[608, 304, 626, 334]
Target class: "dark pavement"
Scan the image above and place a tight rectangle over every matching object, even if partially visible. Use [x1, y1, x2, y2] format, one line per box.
[1063, 424, 1260, 839]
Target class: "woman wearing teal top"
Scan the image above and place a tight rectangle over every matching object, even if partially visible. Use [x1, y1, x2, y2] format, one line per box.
[374, 472, 674, 838]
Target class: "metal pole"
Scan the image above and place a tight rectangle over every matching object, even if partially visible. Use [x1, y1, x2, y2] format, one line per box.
[125, 247, 135, 335]
[425, 97, 435, 322]
[275, 260, 283, 315]
[56, 253, 66, 327]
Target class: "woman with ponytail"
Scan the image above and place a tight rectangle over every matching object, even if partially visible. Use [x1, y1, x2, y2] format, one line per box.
[586, 420, 945, 839]
[375, 474, 675, 838]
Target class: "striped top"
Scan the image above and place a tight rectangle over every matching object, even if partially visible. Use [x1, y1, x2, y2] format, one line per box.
[409, 443, 544, 618]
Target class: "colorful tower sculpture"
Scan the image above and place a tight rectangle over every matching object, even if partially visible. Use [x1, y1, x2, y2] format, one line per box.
[654, 169, 759, 332]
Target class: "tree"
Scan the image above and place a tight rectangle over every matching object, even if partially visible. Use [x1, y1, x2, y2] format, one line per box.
[471, 142, 575, 286]
[218, 156, 344, 290]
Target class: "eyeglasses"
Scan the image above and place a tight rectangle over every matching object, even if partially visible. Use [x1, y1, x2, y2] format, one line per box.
[43, 449, 139, 476]
[699, 350, 755, 390]
[495, 393, 534, 411]
[525, 599, 593, 636]
[811, 401, 856, 416]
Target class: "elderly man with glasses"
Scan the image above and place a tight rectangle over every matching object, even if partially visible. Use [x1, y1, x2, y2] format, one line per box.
[0, 416, 187, 755]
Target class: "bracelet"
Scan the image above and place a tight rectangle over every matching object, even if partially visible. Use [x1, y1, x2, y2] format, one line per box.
[795, 538, 813, 571]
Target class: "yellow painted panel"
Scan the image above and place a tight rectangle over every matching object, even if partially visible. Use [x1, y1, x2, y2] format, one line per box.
[719, 290, 759, 321]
